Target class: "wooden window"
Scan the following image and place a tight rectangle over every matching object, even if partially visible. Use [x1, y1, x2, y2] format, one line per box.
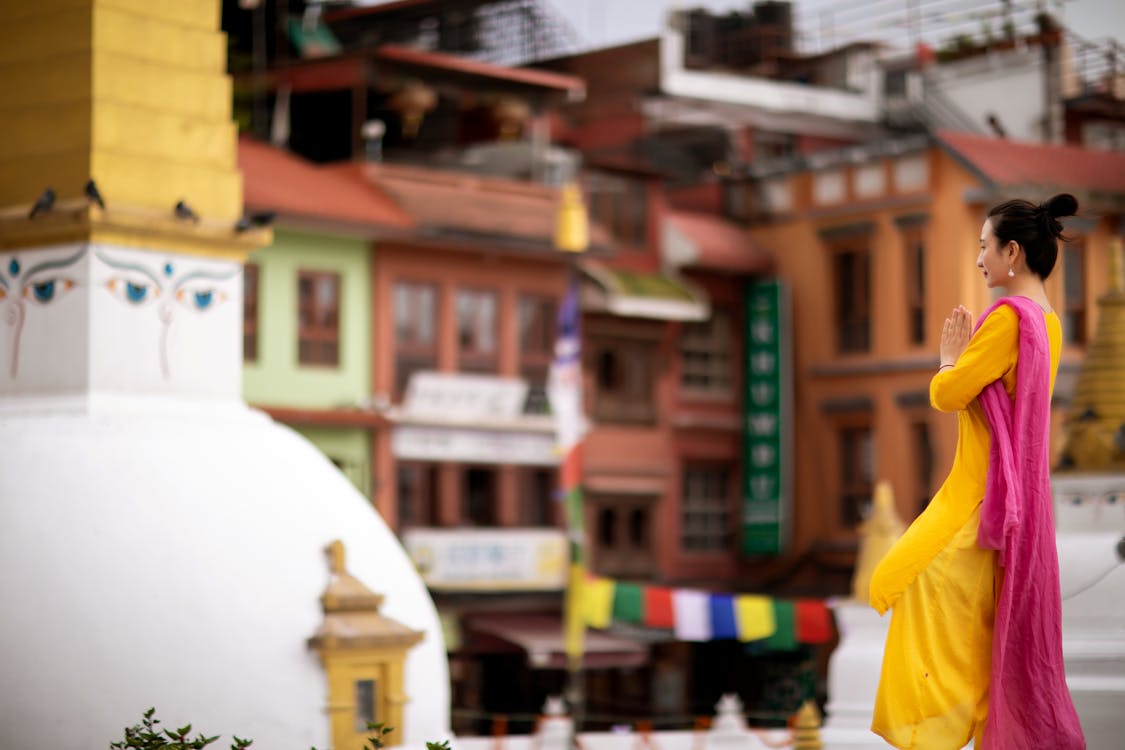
[243, 263, 259, 362]
[396, 463, 440, 529]
[462, 466, 497, 526]
[297, 270, 340, 366]
[456, 288, 498, 374]
[680, 310, 733, 394]
[592, 337, 656, 423]
[519, 294, 556, 415]
[912, 420, 935, 514]
[519, 467, 557, 527]
[903, 228, 926, 345]
[833, 246, 871, 353]
[590, 494, 655, 578]
[681, 465, 733, 551]
[585, 171, 648, 247]
[393, 281, 437, 397]
[1063, 242, 1087, 345]
[839, 423, 874, 526]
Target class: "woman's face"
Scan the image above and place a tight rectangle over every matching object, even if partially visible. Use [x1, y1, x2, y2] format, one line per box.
[977, 218, 1012, 288]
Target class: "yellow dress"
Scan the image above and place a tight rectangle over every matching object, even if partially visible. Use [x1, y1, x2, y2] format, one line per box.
[869, 305, 1061, 750]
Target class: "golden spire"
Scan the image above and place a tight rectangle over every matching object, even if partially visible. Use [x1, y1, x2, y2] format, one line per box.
[554, 182, 589, 253]
[851, 481, 905, 602]
[326, 540, 346, 575]
[1059, 238, 1125, 471]
[0, 1, 266, 259]
[793, 700, 824, 749]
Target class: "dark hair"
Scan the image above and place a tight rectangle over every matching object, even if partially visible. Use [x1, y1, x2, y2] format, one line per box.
[986, 193, 1078, 279]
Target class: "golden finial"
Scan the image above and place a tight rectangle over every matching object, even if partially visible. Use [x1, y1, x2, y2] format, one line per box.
[851, 481, 906, 601]
[793, 700, 824, 749]
[326, 540, 346, 575]
[554, 182, 589, 253]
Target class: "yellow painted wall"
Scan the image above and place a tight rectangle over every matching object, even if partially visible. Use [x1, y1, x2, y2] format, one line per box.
[0, 0, 240, 224]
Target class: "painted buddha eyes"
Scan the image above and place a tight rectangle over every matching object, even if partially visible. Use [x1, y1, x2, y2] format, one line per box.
[174, 287, 227, 312]
[22, 277, 77, 305]
[107, 278, 159, 306]
[30, 279, 75, 304]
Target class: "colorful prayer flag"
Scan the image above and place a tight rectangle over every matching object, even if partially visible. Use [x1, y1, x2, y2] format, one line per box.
[763, 600, 797, 651]
[643, 586, 675, 629]
[612, 582, 644, 623]
[795, 599, 833, 644]
[734, 594, 776, 641]
[709, 594, 738, 640]
[583, 575, 614, 629]
[672, 589, 711, 641]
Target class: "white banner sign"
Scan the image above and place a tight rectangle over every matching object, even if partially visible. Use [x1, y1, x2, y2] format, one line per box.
[402, 372, 528, 422]
[392, 425, 558, 465]
[403, 528, 568, 591]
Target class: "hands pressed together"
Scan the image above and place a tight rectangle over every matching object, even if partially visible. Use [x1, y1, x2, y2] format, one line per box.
[940, 305, 973, 368]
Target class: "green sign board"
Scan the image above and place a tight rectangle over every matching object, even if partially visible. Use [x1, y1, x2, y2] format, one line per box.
[742, 280, 791, 555]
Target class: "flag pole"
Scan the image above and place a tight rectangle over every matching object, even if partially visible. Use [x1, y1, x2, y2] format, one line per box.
[552, 182, 589, 733]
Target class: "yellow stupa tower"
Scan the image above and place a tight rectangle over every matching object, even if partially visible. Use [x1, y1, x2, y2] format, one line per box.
[0, 0, 265, 258]
[0, 6, 453, 750]
[1059, 238, 1125, 471]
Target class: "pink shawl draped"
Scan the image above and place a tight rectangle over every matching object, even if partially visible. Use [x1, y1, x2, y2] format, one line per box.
[976, 296, 1084, 749]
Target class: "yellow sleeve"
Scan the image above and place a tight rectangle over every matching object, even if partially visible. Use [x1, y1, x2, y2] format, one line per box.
[930, 306, 1018, 413]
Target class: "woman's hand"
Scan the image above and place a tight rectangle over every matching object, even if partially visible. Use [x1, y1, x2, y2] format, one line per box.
[939, 305, 973, 367]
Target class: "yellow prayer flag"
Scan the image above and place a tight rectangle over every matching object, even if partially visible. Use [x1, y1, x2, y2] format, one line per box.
[735, 594, 776, 641]
[564, 563, 586, 662]
[583, 575, 615, 629]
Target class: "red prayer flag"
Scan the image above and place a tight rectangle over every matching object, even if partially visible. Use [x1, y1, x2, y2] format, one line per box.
[794, 599, 833, 644]
[643, 585, 675, 629]
[560, 450, 582, 490]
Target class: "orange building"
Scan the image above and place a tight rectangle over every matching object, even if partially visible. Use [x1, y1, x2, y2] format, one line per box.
[741, 130, 1125, 590]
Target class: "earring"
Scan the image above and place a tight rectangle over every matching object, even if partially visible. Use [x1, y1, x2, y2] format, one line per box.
[1007, 268, 1015, 278]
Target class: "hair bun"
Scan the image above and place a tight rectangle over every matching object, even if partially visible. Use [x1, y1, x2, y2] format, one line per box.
[1042, 193, 1078, 219]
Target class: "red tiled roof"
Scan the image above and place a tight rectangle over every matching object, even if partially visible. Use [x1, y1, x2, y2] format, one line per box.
[666, 210, 772, 274]
[330, 161, 613, 251]
[938, 130, 1125, 194]
[237, 137, 413, 230]
[375, 45, 585, 95]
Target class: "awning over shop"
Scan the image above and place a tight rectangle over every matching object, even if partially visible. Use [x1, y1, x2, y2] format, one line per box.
[584, 474, 667, 496]
[579, 259, 709, 321]
[664, 210, 773, 274]
[466, 615, 648, 670]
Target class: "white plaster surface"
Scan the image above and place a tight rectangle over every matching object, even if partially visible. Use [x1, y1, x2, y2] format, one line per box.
[0, 403, 451, 750]
[0, 243, 244, 401]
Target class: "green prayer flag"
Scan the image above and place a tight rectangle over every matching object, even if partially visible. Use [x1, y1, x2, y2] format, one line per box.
[612, 582, 644, 623]
[763, 600, 797, 651]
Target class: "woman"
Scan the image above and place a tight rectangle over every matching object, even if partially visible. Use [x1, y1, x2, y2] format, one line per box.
[869, 194, 1086, 749]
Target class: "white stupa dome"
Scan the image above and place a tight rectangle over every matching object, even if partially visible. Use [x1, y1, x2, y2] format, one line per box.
[0, 401, 451, 749]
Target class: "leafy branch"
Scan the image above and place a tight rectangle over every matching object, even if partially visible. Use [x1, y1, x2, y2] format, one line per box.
[110, 708, 252, 750]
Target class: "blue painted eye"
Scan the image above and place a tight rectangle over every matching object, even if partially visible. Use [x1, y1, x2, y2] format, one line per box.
[105, 277, 160, 306]
[175, 287, 225, 312]
[126, 282, 149, 303]
[32, 280, 55, 302]
[8, 259, 19, 277]
[23, 277, 75, 305]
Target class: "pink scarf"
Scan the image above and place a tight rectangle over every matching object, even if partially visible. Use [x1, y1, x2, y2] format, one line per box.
[976, 296, 1084, 749]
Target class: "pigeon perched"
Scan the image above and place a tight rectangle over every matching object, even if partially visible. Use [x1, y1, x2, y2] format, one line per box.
[84, 179, 106, 210]
[234, 210, 277, 233]
[174, 200, 200, 224]
[28, 187, 56, 219]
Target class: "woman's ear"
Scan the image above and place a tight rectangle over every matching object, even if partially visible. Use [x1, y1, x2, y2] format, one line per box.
[1006, 240, 1021, 261]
